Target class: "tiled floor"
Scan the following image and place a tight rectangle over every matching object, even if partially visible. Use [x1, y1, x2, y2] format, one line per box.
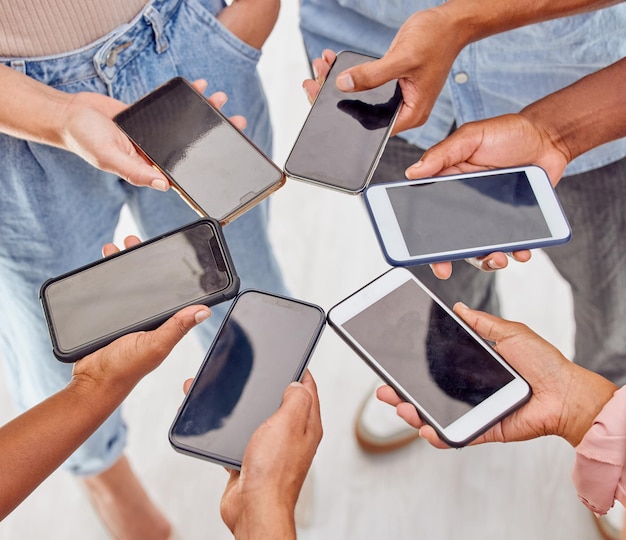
[0, 3, 604, 539]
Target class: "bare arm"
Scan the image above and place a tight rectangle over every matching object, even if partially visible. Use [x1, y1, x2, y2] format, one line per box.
[329, 0, 622, 134]
[0, 304, 210, 520]
[217, 0, 280, 50]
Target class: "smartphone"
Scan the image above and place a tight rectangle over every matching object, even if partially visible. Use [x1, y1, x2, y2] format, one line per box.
[284, 50, 402, 194]
[327, 267, 531, 447]
[114, 77, 286, 225]
[363, 165, 571, 266]
[40, 218, 239, 363]
[169, 290, 325, 469]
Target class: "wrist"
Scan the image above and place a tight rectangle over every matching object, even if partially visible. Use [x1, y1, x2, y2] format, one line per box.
[232, 495, 296, 540]
[561, 366, 618, 447]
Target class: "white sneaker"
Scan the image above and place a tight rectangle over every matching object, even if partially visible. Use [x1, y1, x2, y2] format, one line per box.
[354, 383, 420, 453]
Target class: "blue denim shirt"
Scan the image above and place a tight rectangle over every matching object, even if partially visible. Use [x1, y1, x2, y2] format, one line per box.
[299, 0, 626, 175]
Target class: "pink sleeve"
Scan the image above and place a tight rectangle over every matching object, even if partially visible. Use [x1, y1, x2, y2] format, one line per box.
[571, 386, 626, 515]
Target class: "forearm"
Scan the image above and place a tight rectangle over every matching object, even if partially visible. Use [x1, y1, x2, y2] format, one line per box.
[217, 0, 280, 50]
[0, 380, 130, 519]
[442, 0, 621, 46]
[0, 64, 71, 147]
[520, 58, 626, 163]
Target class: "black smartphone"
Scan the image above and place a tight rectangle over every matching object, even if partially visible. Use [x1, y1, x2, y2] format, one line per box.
[284, 50, 402, 194]
[327, 267, 531, 448]
[114, 77, 286, 225]
[169, 289, 325, 469]
[40, 218, 239, 363]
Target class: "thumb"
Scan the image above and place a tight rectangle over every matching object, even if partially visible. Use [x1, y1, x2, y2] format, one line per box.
[336, 55, 400, 93]
[453, 302, 515, 344]
[143, 305, 211, 361]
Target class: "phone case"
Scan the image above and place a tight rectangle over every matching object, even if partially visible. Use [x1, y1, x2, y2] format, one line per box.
[327, 268, 531, 448]
[114, 77, 286, 225]
[40, 218, 240, 363]
[169, 289, 326, 469]
[284, 50, 402, 194]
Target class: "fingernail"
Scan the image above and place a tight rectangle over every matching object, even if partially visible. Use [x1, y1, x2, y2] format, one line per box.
[405, 160, 422, 177]
[336, 72, 354, 91]
[195, 309, 210, 323]
[312, 64, 319, 80]
[487, 259, 500, 270]
[151, 178, 168, 191]
[456, 302, 469, 310]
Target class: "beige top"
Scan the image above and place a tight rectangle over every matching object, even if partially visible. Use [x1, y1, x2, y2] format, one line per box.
[0, 1, 148, 57]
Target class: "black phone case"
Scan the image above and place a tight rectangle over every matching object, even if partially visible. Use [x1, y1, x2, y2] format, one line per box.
[39, 218, 240, 363]
[168, 289, 326, 469]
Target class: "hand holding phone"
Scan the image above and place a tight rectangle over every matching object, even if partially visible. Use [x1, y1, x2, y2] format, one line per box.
[327, 267, 531, 448]
[285, 50, 402, 194]
[364, 165, 571, 266]
[169, 290, 325, 469]
[114, 77, 285, 224]
[40, 218, 239, 363]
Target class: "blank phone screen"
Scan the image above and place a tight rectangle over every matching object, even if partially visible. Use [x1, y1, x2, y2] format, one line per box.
[341, 279, 514, 427]
[387, 171, 551, 256]
[115, 78, 283, 221]
[285, 51, 402, 192]
[170, 291, 324, 466]
[44, 222, 231, 353]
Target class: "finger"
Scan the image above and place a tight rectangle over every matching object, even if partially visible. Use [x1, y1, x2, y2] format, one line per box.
[102, 243, 121, 257]
[453, 302, 520, 344]
[376, 384, 404, 406]
[228, 114, 247, 131]
[396, 401, 424, 430]
[302, 79, 321, 104]
[311, 56, 331, 84]
[115, 151, 170, 191]
[510, 250, 532, 263]
[182, 378, 194, 395]
[191, 79, 208, 95]
[123, 235, 142, 249]
[207, 90, 228, 111]
[465, 252, 510, 272]
[336, 55, 403, 93]
[146, 305, 211, 360]
[416, 425, 450, 449]
[321, 49, 337, 70]
[429, 262, 452, 280]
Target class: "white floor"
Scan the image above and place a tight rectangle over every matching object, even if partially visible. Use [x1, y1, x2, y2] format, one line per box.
[0, 3, 605, 539]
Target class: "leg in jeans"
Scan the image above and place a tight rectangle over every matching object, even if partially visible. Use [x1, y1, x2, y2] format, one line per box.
[0, 0, 285, 536]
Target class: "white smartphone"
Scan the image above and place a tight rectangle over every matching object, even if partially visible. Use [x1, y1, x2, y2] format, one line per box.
[363, 165, 571, 266]
[284, 50, 402, 194]
[327, 267, 531, 447]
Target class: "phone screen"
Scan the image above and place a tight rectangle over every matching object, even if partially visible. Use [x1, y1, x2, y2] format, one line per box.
[114, 78, 284, 222]
[43, 220, 234, 356]
[170, 290, 325, 468]
[387, 171, 551, 257]
[338, 278, 515, 429]
[285, 51, 402, 193]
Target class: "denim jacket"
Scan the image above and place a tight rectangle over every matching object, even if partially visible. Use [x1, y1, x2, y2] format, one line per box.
[300, 0, 626, 175]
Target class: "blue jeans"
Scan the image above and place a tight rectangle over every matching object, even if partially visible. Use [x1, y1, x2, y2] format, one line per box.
[0, 0, 286, 475]
[374, 136, 626, 387]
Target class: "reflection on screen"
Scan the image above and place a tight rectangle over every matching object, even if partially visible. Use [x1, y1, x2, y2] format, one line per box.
[286, 51, 402, 191]
[116, 79, 283, 221]
[46, 222, 229, 352]
[342, 280, 514, 427]
[171, 292, 323, 464]
[387, 172, 551, 256]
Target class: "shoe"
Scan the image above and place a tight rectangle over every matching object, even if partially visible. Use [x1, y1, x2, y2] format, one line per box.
[593, 502, 624, 540]
[354, 383, 420, 453]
